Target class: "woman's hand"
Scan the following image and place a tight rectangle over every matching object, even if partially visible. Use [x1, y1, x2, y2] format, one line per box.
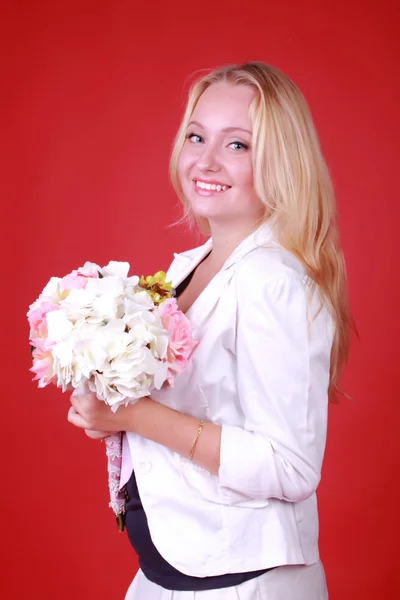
[68, 390, 222, 474]
[84, 429, 113, 441]
[68, 390, 137, 434]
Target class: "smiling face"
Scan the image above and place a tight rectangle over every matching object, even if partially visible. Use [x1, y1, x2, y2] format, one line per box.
[177, 82, 264, 229]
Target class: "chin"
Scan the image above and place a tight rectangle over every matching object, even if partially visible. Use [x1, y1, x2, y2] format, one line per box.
[189, 206, 225, 221]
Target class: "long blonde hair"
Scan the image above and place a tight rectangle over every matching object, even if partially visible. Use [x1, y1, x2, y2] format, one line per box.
[169, 62, 353, 402]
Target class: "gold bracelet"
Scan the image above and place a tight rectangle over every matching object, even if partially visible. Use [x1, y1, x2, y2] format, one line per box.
[189, 420, 204, 461]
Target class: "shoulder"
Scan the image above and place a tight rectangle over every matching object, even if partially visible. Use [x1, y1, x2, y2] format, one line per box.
[235, 243, 308, 294]
[234, 246, 333, 337]
[232, 240, 328, 323]
[234, 244, 333, 331]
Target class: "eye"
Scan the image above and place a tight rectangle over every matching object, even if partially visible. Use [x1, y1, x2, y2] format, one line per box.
[228, 141, 249, 151]
[186, 133, 203, 144]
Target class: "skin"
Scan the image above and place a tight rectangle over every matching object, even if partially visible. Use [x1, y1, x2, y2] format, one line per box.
[68, 82, 266, 475]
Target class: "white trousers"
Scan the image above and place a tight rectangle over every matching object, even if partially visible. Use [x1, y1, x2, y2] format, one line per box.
[124, 562, 328, 600]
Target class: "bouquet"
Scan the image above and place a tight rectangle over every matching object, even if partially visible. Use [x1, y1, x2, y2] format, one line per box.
[27, 261, 198, 530]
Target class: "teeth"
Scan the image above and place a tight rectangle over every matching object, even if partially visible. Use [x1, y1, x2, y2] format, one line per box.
[195, 181, 229, 192]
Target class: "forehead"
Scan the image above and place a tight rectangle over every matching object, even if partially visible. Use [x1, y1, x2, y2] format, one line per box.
[191, 83, 256, 130]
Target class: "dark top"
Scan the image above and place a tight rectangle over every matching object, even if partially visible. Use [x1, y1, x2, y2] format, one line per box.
[125, 469, 272, 591]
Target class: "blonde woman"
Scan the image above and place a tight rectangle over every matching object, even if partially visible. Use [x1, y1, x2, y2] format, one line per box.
[68, 62, 352, 599]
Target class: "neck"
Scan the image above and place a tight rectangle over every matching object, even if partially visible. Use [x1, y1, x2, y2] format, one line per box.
[206, 217, 263, 268]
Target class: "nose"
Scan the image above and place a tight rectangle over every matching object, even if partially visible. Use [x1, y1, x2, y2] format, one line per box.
[196, 143, 220, 173]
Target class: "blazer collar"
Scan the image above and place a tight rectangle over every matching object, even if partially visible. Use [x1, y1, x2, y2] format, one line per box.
[168, 219, 276, 289]
[167, 239, 213, 289]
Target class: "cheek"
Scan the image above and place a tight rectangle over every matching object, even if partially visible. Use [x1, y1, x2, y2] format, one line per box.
[177, 146, 194, 170]
[177, 152, 192, 188]
[233, 158, 254, 188]
[176, 155, 184, 180]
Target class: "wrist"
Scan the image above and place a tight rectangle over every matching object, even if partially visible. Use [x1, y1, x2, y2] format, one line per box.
[118, 396, 152, 434]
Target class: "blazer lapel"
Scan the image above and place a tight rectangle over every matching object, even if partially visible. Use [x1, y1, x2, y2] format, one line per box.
[186, 267, 236, 333]
[166, 219, 275, 332]
[166, 239, 213, 290]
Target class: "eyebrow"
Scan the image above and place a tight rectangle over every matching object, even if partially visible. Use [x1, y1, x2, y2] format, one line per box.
[188, 120, 252, 136]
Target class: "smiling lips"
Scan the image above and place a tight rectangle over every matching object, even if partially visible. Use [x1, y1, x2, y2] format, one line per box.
[194, 179, 231, 192]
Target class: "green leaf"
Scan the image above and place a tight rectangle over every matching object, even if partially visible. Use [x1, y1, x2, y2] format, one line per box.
[30, 345, 36, 358]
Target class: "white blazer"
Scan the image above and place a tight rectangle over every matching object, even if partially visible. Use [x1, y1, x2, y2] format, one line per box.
[122, 220, 334, 577]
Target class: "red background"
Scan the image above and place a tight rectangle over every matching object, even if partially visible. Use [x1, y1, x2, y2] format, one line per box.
[1, 1, 399, 598]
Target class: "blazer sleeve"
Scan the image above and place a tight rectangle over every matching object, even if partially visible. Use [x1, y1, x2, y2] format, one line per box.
[218, 271, 333, 504]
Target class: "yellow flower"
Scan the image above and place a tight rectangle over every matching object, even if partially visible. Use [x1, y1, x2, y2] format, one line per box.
[139, 271, 174, 305]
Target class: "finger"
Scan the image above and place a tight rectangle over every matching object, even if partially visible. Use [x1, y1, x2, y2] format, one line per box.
[84, 429, 112, 440]
[68, 406, 89, 429]
[70, 389, 97, 408]
[70, 393, 81, 410]
[70, 393, 90, 409]
[71, 380, 92, 397]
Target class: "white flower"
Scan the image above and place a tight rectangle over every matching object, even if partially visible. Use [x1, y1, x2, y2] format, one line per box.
[98, 319, 130, 359]
[102, 261, 130, 279]
[46, 310, 74, 342]
[126, 309, 169, 359]
[73, 329, 108, 377]
[78, 261, 102, 276]
[90, 276, 124, 298]
[51, 321, 106, 389]
[88, 372, 126, 407]
[59, 286, 98, 322]
[123, 290, 154, 319]
[89, 331, 168, 411]
[101, 262, 140, 289]
[58, 277, 123, 324]
[36, 277, 63, 303]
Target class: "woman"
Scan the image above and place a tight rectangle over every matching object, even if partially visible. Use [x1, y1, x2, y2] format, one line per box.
[68, 62, 352, 599]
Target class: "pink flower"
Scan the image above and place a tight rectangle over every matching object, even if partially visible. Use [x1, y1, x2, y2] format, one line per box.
[30, 344, 56, 387]
[28, 302, 58, 342]
[159, 298, 198, 385]
[60, 264, 99, 291]
[60, 271, 87, 291]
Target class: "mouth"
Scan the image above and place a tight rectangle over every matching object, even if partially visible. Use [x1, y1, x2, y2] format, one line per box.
[193, 179, 231, 193]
